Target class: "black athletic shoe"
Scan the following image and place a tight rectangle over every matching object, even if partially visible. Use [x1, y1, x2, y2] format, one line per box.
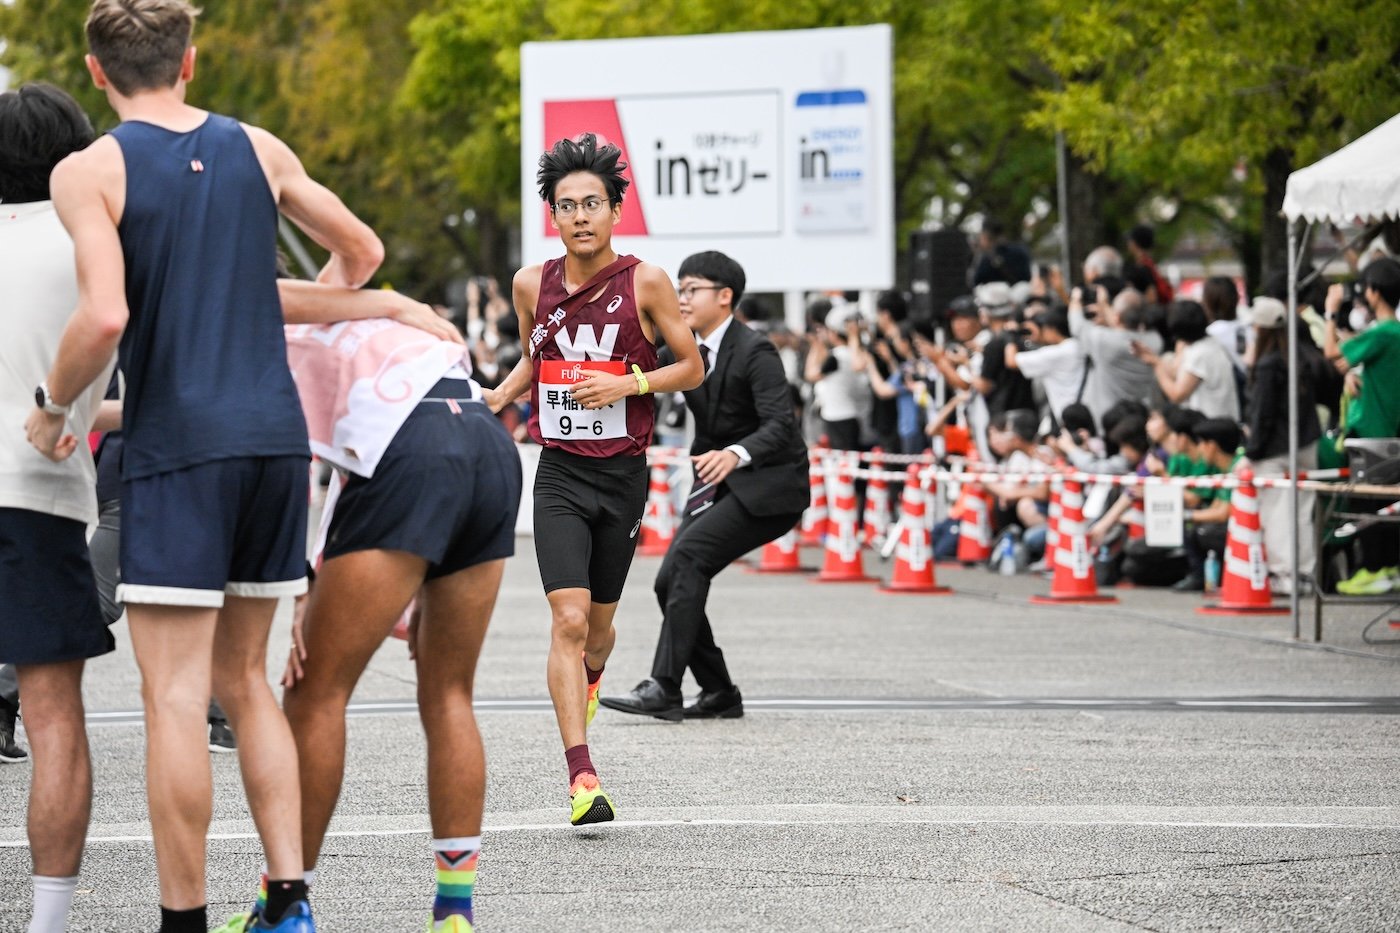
[209, 720, 238, 754]
[598, 678, 684, 722]
[684, 685, 744, 719]
[0, 703, 27, 763]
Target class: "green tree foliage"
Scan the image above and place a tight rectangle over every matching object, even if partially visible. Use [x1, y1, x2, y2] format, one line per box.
[6, 0, 1394, 295]
[1029, 0, 1400, 289]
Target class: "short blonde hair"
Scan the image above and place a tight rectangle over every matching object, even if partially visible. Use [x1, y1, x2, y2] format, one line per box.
[85, 0, 201, 97]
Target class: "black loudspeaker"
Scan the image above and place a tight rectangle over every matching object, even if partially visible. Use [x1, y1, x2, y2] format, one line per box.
[908, 229, 972, 325]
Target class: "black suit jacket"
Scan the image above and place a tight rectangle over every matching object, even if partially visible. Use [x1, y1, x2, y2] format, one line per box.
[661, 319, 808, 517]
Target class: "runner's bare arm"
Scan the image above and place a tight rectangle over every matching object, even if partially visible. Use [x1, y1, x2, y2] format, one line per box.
[277, 280, 464, 344]
[570, 263, 703, 409]
[244, 125, 383, 289]
[482, 265, 542, 413]
[25, 145, 128, 461]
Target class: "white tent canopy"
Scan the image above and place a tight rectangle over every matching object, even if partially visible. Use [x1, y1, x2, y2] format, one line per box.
[1283, 111, 1400, 224]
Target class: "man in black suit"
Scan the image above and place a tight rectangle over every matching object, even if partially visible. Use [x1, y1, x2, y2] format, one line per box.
[600, 252, 808, 721]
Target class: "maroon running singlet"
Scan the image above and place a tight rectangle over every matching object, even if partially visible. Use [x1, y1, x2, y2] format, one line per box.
[527, 255, 657, 458]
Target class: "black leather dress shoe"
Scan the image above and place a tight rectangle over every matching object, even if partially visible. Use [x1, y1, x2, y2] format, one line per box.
[598, 678, 684, 722]
[684, 685, 744, 719]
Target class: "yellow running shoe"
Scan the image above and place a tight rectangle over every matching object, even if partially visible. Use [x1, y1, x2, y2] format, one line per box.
[569, 776, 616, 826]
[425, 916, 474, 932]
[209, 911, 253, 933]
[586, 677, 601, 726]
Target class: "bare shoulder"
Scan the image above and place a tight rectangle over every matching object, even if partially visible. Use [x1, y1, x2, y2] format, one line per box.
[513, 263, 545, 294]
[51, 136, 120, 190]
[633, 261, 673, 291]
[50, 138, 124, 221]
[240, 123, 298, 170]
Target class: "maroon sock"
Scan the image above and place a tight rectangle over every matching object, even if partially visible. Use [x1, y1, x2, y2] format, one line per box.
[584, 659, 604, 685]
[565, 744, 596, 785]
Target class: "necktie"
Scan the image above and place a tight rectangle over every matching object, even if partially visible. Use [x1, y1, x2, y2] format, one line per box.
[699, 344, 712, 375]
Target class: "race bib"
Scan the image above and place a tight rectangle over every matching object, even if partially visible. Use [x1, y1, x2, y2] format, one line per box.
[538, 360, 627, 441]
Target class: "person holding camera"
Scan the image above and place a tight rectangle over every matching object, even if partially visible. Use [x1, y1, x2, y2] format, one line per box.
[803, 303, 873, 451]
[1324, 257, 1400, 593]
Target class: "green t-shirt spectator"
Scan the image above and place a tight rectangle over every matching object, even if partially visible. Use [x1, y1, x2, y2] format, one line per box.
[1341, 319, 1400, 438]
[1166, 453, 1211, 477]
[1190, 451, 1244, 504]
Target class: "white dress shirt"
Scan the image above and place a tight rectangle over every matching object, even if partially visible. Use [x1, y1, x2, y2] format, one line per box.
[695, 315, 751, 466]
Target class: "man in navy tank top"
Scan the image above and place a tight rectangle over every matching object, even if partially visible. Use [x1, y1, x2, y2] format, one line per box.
[486, 134, 703, 825]
[24, 3, 384, 931]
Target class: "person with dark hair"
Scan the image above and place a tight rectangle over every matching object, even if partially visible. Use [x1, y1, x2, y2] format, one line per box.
[1201, 276, 1248, 374]
[602, 251, 806, 723]
[1133, 300, 1239, 421]
[1126, 223, 1173, 302]
[22, 2, 397, 929]
[984, 408, 1052, 564]
[1006, 306, 1086, 425]
[1324, 258, 1400, 593]
[972, 218, 1032, 286]
[876, 290, 908, 324]
[1, 80, 116, 933]
[1244, 298, 1319, 595]
[485, 132, 703, 827]
[1070, 283, 1162, 427]
[1172, 417, 1244, 591]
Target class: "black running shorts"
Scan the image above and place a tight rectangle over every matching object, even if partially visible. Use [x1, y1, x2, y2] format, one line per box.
[532, 446, 647, 603]
[325, 383, 522, 578]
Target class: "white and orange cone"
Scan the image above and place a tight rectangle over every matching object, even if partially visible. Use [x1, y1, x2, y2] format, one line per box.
[638, 461, 676, 557]
[814, 465, 875, 582]
[746, 529, 809, 574]
[881, 466, 951, 594]
[955, 485, 995, 564]
[862, 448, 891, 547]
[800, 449, 830, 546]
[1032, 477, 1118, 604]
[1198, 469, 1287, 615]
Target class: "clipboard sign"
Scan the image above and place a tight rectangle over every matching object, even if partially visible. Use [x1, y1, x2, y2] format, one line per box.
[1144, 484, 1184, 548]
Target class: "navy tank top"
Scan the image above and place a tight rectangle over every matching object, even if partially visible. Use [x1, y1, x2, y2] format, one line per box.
[527, 255, 656, 458]
[109, 114, 308, 479]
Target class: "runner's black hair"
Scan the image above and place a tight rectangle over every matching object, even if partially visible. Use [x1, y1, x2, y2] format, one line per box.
[536, 133, 630, 206]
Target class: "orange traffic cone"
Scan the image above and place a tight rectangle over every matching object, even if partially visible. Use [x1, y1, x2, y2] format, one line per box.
[800, 449, 829, 545]
[814, 465, 875, 582]
[1044, 481, 1062, 572]
[1125, 493, 1146, 541]
[881, 466, 951, 594]
[638, 461, 676, 556]
[862, 448, 891, 547]
[1198, 469, 1287, 615]
[955, 484, 995, 564]
[746, 529, 810, 574]
[1032, 477, 1117, 604]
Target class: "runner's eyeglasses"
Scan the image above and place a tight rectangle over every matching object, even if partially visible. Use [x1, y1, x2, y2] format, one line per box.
[553, 196, 608, 218]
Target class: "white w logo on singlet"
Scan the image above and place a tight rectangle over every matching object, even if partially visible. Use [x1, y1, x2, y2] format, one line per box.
[555, 323, 620, 361]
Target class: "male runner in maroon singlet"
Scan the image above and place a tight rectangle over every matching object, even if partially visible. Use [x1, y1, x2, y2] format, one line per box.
[486, 133, 702, 825]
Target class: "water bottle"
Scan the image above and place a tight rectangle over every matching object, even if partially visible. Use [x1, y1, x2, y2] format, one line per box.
[1204, 550, 1222, 592]
[996, 535, 1019, 571]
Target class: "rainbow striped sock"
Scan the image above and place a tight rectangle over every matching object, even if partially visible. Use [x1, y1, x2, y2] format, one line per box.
[255, 867, 268, 915]
[432, 837, 480, 925]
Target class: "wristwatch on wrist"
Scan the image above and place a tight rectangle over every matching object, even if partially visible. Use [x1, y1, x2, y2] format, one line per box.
[34, 382, 68, 416]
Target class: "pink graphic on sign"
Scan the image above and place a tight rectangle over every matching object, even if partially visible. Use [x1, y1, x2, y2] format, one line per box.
[542, 100, 648, 237]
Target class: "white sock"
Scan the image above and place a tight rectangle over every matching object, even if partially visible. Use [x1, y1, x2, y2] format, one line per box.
[432, 836, 482, 853]
[303, 869, 316, 888]
[29, 876, 78, 933]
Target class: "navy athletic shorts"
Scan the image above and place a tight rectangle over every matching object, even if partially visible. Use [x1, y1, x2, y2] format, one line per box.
[324, 380, 521, 577]
[0, 507, 113, 665]
[532, 446, 648, 603]
[119, 455, 310, 608]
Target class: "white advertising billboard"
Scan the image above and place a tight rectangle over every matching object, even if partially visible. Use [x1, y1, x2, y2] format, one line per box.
[520, 25, 894, 292]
